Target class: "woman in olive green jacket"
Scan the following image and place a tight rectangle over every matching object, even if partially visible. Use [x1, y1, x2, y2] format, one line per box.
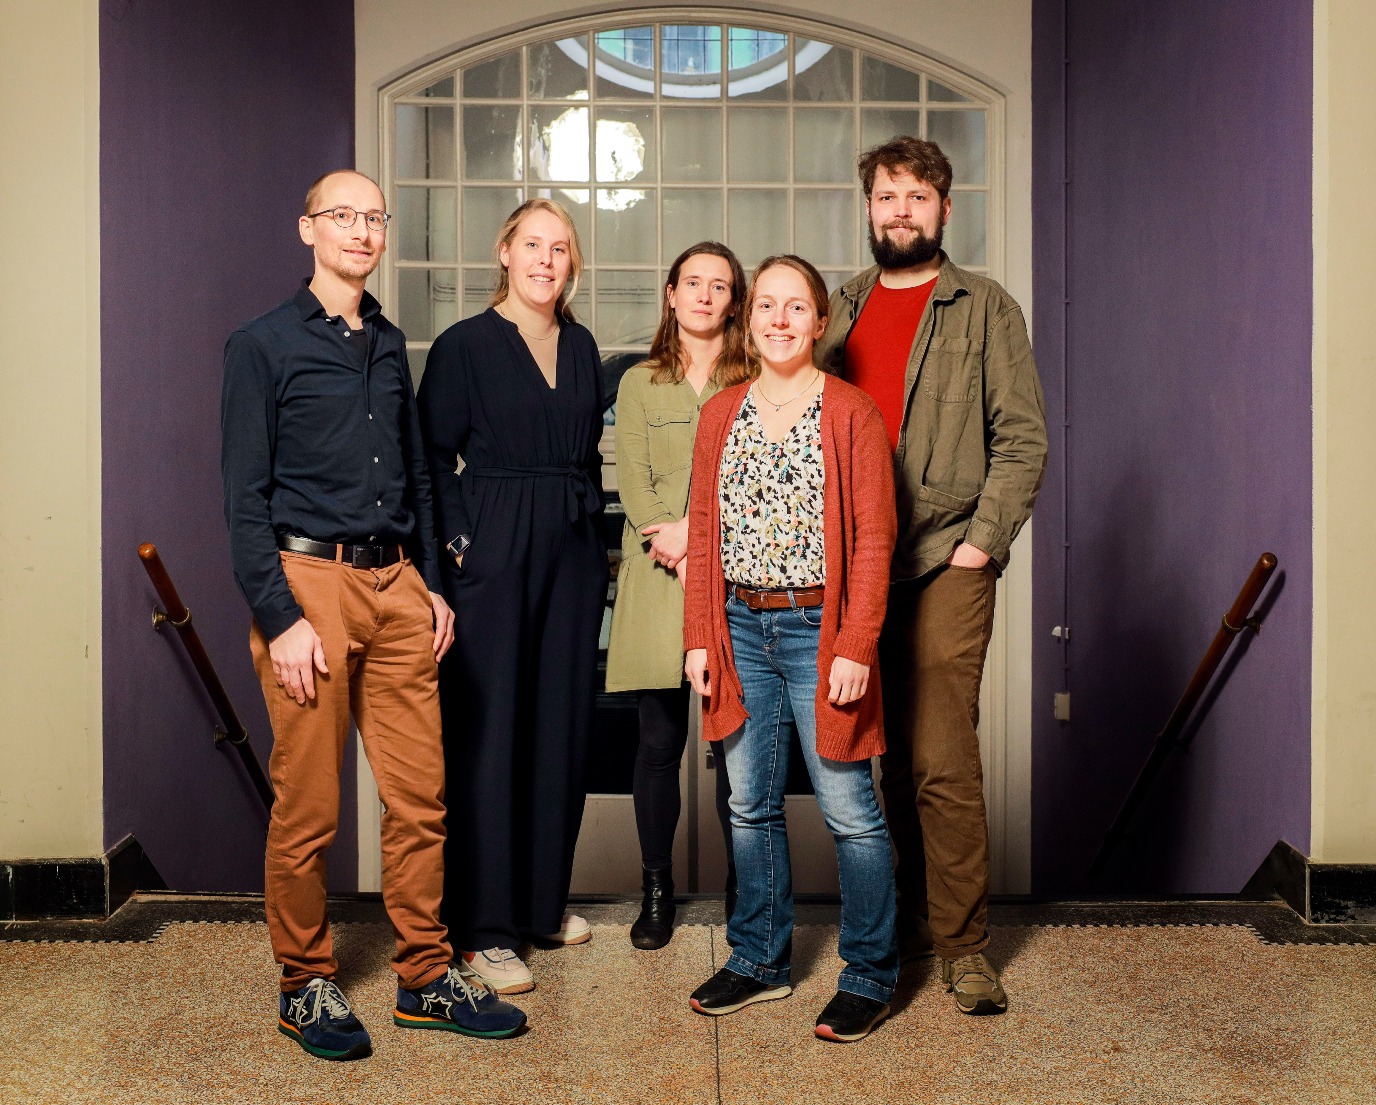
[607, 242, 751, 950]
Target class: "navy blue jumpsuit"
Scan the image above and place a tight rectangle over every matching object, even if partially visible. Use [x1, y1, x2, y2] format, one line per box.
[418, 307, 606, 951]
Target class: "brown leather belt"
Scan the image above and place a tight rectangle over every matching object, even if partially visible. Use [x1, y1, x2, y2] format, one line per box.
[729, 583, 825, 610]
[279, 533, 404, 569]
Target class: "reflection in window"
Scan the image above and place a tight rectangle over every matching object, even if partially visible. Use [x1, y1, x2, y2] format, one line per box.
[388, 22, 993, 364]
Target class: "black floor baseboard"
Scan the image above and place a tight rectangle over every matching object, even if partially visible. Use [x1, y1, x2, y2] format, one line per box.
[1244, 839, 1376, 924]
[1, 836, 165, 921]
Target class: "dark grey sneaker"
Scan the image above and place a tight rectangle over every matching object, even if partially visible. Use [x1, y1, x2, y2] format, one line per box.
[689, 967, 791, 1016]
[941, 952, 1008, 1015]
[814, 990, 890, 1043]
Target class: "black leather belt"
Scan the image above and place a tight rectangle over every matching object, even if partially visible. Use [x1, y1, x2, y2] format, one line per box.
[730, 583, 825, 610]
[278, 533, 404, 569]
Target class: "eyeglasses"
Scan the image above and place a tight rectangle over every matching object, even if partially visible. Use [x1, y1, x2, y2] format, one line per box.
[307, 206, 391, 232]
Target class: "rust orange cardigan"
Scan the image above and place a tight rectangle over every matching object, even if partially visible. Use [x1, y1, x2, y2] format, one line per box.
[683, 377, 897, 762]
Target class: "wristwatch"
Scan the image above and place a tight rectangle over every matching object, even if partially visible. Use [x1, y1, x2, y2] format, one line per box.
[446, 533, 472, 565]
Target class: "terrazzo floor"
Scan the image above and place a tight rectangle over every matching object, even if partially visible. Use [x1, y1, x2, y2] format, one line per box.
[1, 897, 1374, 1104]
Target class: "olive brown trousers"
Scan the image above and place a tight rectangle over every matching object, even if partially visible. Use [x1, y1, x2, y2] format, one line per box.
[878, 562, 998, 961]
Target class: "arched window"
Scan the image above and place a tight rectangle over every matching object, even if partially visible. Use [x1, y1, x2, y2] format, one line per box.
[380, 16, 1001, 370]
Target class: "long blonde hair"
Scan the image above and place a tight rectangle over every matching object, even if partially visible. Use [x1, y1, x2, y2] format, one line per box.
[644, 242, 752, 388]
[490, 198, 584, 322]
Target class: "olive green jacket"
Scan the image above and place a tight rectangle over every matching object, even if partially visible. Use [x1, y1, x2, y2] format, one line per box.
[817, 255, 1047, 581]
[605, 363, 719, 691]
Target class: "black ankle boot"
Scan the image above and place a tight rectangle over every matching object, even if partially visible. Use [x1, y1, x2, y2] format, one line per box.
[630, 865, 675, 950]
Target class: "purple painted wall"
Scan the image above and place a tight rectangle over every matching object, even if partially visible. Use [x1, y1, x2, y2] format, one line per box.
[100, 0, 357, 891]
[1031, 0, 1313, 894]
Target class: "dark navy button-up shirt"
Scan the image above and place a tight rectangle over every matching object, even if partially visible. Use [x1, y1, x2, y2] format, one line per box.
[221, 281, 440, 639]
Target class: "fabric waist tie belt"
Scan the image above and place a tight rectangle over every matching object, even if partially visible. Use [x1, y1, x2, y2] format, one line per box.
[469, 464, 601, 524]
[729, 583, 825, 610]
[278, 533, 405, 569]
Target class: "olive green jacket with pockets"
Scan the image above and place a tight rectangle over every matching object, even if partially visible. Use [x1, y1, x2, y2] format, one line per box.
[605, 362, 720, 691]
[817, 255, 1048, 581]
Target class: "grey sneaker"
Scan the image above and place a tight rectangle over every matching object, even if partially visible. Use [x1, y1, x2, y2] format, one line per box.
[940, 952, 1007, 1015]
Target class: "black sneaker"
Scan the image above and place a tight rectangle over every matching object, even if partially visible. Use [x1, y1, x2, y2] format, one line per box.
[814, 990, 890, 1043]
[395, 964, 527, 1038]
[689, 967, 791, 1016]
[278, 978, 372, 1061]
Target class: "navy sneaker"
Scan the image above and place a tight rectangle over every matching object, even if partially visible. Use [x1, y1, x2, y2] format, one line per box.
[278, 978, 372, 1061]
[395, 964, 528, 1038]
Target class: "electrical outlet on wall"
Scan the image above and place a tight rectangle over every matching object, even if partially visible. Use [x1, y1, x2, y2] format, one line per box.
[1053, 692, 1071, 722]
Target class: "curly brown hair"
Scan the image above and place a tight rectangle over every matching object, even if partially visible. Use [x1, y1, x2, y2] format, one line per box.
[857, 136, 953, 200]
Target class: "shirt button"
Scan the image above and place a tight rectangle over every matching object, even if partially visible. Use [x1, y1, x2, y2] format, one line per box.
[374, 457, 379, 463]
[368, 414, 373, 420]
[344, 330, 351, 337]
[376, 500, 382, 507]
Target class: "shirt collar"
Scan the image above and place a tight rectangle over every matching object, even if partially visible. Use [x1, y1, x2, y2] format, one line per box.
[293, 278, 383, 322]
[840, 251, 968, 306]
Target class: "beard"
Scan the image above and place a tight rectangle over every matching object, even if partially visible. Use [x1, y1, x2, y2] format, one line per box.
[867, 220, 943, 270]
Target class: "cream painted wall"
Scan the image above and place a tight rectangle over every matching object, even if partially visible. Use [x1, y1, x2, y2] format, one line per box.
[0, 6, 104, 858]
[1311, 0, 1376, 864]
[353, 0, 1036, 890]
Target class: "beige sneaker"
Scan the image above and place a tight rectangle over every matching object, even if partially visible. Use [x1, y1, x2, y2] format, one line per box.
[940, 952, 1007, 1015]
[540, 912, 592, 946]
[459, 948, 534, 995]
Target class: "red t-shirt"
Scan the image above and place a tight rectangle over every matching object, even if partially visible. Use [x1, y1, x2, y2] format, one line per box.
[843, 277, 936, 450]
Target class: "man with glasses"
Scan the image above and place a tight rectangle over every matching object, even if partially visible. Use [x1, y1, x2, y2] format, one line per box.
[222, 170, 527, 1060]
[819, 138, 1047, 1017]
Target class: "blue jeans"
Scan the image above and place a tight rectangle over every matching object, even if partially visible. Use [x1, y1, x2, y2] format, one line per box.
[721, 592, 898, 1003]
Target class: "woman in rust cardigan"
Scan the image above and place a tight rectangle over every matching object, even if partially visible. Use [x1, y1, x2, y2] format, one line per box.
[682, 255, 898, 1044]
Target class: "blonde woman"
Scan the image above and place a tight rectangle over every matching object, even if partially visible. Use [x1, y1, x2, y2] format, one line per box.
[418, 199, 605, 995]
[606, 242, 750, 950]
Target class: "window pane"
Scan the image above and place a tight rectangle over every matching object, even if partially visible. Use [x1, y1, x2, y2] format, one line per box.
[727, 27, 788, 102]
[398, 268, 460, 341]
[821, 270, 853, 294]
[861, 108, 921, 151]
[596, 108, 655, 183]
[462, 105, 522, 179]
[945, 191, 987, 267]
[728, 189, 788, 266]
[794, 108, 854, 184]
[597, 270, 661, 348]
[927, 109, 986, 185]
[595, 27, 654, 99]
[462, 187, 522, 263]
[462, 51, 521, 99]
[530, 105, 589, 182]
[536, 187, 592, 256]
[795, 190, 855, 267]
[862, 56, 921, 102]
[396, 187, 456, 263]
[596, 189, 655, 263]
[396, 105, 455, 180]
[461, 268, 498, 320]
[662, 107, 722, 181]
[662, 189, 724, 260]
[728, 107, 788, 182]
[528, 37, 589, 100]
[927, 78, 972, 103]
[418, 75, 454, 98]
[794, 40, 852, 102]
[662, 24, 721, 78]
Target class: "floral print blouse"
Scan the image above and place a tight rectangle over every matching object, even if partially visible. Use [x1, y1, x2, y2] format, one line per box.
[718, 388, 826, 588]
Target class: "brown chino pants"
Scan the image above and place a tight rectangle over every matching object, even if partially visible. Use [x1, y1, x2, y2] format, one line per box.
[879, 563, 997, 961]
[250, 551, 452, 992]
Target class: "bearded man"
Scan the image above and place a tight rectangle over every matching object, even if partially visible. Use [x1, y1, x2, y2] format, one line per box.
[818, 137, 1047, 1016]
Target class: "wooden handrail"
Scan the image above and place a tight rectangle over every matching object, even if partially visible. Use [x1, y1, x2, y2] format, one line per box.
[1089, 552, 1278, 877]
[138, 543, 274, 814]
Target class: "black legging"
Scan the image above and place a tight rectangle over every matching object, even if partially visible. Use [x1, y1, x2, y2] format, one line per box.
[634, 685, 734, 874]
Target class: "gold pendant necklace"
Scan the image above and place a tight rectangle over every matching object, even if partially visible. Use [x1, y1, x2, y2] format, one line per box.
[756, 369, 819, 412]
